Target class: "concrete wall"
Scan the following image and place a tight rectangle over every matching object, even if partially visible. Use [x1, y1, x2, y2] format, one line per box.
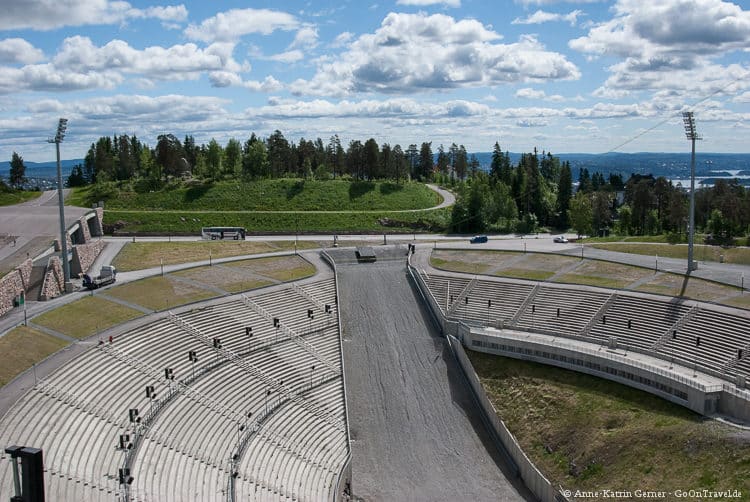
[466, 328, 721, 417]
[449, 335, 561, 502]
[0, 258, 32, 316]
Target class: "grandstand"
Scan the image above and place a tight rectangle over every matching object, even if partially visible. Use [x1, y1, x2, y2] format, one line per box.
[0, 277, 349, 502]
[421, 272, 750, 382]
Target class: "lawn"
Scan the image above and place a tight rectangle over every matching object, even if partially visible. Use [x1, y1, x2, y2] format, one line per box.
[635, 273, 741, 302]
[103, 207, 450, 234]
[590, 242, 750, 265]
[106, 276, 218, 311]
[33, 296, 143, 339]
[223, 255, 316, 282]
[172, 265, 274, 293]
[493, 253, 580, 281]
[74, 179, 441, 211]
[469, 352, 750, 495]
[0, 190, 42, 206]
[112, 240, 317, 271]
[431, 250, 522, 275]
[0, 326, 69, 387]
[553, 260, 654, 289]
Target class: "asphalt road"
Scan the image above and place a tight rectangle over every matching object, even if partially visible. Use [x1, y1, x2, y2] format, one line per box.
[332, 247, 529, 501]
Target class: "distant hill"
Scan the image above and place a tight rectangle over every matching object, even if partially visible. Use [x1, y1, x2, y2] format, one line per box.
[0, 159, 84, 179]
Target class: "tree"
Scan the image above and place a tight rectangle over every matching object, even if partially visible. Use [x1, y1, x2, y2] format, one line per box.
[418, 142, 433, 180]
[66, 164, 86, 187]
[455, 145, 468, 180]
[242, 141, 269, 178]
[568, 191, 593, 237]
[267, 130, 291, 177]
[436, 145, 449, 176]
[9, 152, 26, 188]
[224, 138, 242, 176]
[555, 161, 572, 229]
[155, 134, 185, 177]
[592, 191, 612, 236]
[363, 138, 379, 180]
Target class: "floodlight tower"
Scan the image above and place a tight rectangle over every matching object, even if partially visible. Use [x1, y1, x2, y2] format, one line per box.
[48, 118, 72, 292]
[682, 111, 701, 272]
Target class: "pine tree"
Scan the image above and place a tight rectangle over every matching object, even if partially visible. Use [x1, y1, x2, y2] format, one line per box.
[9, 152, 26, 188]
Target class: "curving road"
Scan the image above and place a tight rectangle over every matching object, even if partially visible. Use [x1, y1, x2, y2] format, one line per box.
[330, 246, 530, 501]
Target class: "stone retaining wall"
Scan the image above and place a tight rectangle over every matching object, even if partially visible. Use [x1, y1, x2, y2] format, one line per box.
[0, 259, 33, 316]
[71, 240, 105, 276]
[40, 256, 64, 301]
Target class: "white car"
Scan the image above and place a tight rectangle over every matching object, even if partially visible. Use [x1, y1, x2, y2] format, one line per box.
[553, 235, 569, 243]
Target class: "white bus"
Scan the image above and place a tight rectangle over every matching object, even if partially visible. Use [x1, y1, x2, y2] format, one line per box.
[201, 226, 246, 240]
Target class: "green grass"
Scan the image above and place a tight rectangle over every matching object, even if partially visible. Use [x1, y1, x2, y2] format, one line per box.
[74, 179, 441, 211]
[103, 207, 450, 234]
[112, 240, 317, 271]
[468, 352, 750, 495]
[223, 255, 316, 282]
[106, 276, 218, 311]
[0, 326, 70, 387]
[33, 296, 143, 339]
[0, 190, 42, 206]
[590, 242, 750, 265]
[494, 268, 555, 281]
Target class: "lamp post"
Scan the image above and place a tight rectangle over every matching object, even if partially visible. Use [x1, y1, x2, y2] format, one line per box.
[48, 118, 71, 292]
[682, 112, 701, 272]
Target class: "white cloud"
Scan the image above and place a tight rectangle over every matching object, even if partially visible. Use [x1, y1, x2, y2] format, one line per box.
[269, 50, 305, 64]
[184, 8, 299, 43]
[396, 0, 461, 7]
[570, 0, 750, 59]
[0, 38, 45, 64]
[290, 26, 319, 49]
[331, 32, 354, 48]
[516, 118, 548, 127]
[512, 9, 583, 26]
[0, 0, 188, 31]
[291, 12, 579, 96]
[209, 72, 283, 92]
[0, 36, 252, 94]
[515, 87, 566, 101]
[515, 0, 600, 5]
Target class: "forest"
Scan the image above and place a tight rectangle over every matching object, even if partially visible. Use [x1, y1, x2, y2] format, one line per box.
[41, 130, 750, 242]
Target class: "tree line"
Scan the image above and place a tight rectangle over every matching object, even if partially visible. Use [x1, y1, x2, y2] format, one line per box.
[6, 128, 749, 241]
[65, 130, 481, 187]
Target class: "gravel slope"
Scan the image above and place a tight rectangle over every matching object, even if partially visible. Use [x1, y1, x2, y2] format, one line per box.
[333, 250, 529, 501]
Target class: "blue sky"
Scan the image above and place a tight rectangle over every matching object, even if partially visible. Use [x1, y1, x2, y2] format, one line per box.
[1, 0, 749, 161]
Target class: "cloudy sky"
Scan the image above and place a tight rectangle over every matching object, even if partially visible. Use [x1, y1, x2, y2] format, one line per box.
[1, 0, 749, 162]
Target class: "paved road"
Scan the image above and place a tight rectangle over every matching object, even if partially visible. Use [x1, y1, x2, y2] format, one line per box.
[0, 189, 89, 265]
[331, 247, 529, 501]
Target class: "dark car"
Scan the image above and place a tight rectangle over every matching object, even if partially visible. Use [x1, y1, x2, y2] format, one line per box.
[470, 235, 488, 244]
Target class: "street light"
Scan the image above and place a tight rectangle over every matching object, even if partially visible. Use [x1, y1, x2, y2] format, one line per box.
[682, 111, 701, 272]
[47, 118, 71, 292]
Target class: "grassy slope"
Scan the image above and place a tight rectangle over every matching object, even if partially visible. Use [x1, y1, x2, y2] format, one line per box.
[34, 296, 143, 339]
[0, 326, 69, 386]
[112, 240, 317, 271]
[75, 179, 441, 211]
[104, 207, 451, 234]
[0, 190, 42, 206]
[591, 242, 750, 265]
[469, 352, 750, 494]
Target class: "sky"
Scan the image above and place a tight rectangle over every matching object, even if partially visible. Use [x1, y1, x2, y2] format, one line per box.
[0, 0, 749, 162]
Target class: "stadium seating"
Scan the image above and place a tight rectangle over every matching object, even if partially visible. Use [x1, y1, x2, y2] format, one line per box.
[425, 273, 750, 381]
[0, 277, 348, 502]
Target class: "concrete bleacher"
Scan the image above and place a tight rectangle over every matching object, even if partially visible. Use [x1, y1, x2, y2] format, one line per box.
[425, 273, 750, 383]
[0, 277, 349, 502]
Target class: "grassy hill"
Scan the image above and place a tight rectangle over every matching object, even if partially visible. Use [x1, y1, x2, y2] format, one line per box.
[71, 178, 441, 211]
[470, 353, 750, 496]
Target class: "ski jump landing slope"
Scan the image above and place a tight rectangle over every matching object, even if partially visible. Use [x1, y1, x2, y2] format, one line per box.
[330, 247, 530, 501]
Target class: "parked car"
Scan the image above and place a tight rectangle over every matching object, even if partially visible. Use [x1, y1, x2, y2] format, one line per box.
[553, 235, 569, 243]
[470, 235, 488, 244]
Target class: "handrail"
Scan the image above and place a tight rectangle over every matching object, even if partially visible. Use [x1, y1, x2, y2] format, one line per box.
[168, 312, 345, 431]
[240, 294, 341, 376]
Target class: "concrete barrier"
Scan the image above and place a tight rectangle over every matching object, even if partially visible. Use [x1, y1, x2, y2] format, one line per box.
[448, 334, 562, 502]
